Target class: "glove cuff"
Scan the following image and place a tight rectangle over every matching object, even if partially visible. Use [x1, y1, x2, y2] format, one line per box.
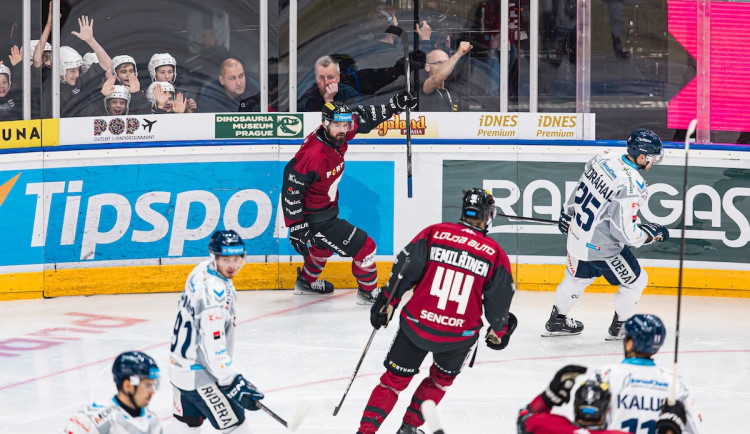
[541, 387, 563, 407]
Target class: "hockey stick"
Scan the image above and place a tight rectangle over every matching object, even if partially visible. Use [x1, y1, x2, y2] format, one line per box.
[670, 118, 696, 404]
[497, 213, 557, 224]
[326, 256, 412, 416]
[386, 24, 413, 198]
[257, 401, 310, 432]
[421, 400, 447, 434]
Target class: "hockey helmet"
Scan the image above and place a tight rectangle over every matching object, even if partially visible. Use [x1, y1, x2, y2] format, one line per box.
[112, 351, 159, 389]
[574, 379, 611, 426]
[111, 54, 138, 78]
[104, 85, 132, 115]
[81, 52, 99, 74]
[29, 40, 52, 59]
[0, 64, 10, 90]
[619, 314, 666, 354]
[461, 188, 497, 224]
[148, 53, 177, 82]
[58, 46, 82, 80]
[322, 101, 354, 129]
[145, 81, 176, 108]
[626, 129, 663, 165]
[209, 230, 246, 257]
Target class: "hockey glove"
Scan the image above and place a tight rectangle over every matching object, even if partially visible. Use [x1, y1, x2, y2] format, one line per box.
[370, 289, 394, 329]
[485, 312, 518, 350]
[389, 91, 418, 115]
[289, 221, 312, 256]
[640, 223, 670, 244]
[541, 365, 587, 407]
[224, 374, 264, 411]
[558, 210, 572, 235]
[656, 400, 686, 434]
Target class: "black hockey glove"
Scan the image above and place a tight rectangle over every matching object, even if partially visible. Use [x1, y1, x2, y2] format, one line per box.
[640, 223, 670, 244]
[224, 374, 264, 411]
[289, 221, 312, 256]
[558, 210, 572, 235]
[370, 289, 394, 329]
[656, 400, 686, 434]
[541, 365, 587, 407]
[389, 91, 418, 115]
[485, 312, 518, 350]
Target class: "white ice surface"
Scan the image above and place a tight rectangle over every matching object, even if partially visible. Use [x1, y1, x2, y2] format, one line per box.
[1, 289, 748, 433]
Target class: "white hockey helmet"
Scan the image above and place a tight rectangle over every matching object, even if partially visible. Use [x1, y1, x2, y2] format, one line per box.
[148, 53, 177, 82]
[29, 39, 53, 59]
[111, 55, 138, 78]
[146, 81, 175, 108]
[58, 46, 82, 80]
[81, 52, 99, 74]
[104, 85, 132, 115]
[0, 64, 10, 90]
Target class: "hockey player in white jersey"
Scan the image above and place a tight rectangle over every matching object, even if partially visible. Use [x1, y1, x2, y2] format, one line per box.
[167, 230, 264, 433]
[64, 351, 162, 434]
[545, 129, 671, 338]
[590, 314, 702, 433]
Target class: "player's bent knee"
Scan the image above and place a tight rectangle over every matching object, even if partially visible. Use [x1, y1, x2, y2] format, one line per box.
[174, 414, 204, 428]
[429, 365, 457, 388]
[353, 236, 377, 266]
[622, 269, 648, 292]
[381, 369, 414, 392]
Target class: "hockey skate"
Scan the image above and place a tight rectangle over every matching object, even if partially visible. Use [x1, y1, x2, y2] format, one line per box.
[542, 305, 584, 337]
[396, 423, 425, 434]
[293, 268, 334, 295]
[605, 312, 625, 341]
[356, 286, 380, 305]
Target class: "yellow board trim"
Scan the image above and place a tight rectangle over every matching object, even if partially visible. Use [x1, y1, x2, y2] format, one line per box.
[1, 262, 749, 300]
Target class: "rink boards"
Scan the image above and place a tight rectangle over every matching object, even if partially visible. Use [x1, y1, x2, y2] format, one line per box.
[1, 112, 750, 299]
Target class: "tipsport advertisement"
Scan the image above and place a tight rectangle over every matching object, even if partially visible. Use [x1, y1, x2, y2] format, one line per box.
[0, 160, 394, 268]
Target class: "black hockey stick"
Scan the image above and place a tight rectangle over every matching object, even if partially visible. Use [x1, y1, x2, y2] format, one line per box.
[421, 400, 447, 434]
[670, 118, 696, 403]
[325, 256, 412, 416]
[497, 213, 557, 224]
[386, 24, 413, 198]
[257, 401, 310, 432]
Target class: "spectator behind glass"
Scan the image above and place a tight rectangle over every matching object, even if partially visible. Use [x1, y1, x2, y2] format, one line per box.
[0, 62, 21, 121]
[110, 55, 151, 114]
[297, 55, 360, 112]
[148, 53, 198, 113]
[199, 58, 260, 113]
[420, 41, 473, 112]
[183, 8, 232, 104]
[146, 81, 187, 114]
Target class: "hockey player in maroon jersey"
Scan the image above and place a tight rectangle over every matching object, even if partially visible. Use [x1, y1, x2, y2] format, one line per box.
[518, 364, 688, 434]
[356, 188, 517, 434]
[282, 93, 416, 304]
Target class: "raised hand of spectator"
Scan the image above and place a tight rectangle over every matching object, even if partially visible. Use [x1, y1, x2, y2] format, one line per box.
[9, 46, 22, 67]
[44, 1, 53, 31]
[124, 71, 140, 93]
[186, 97, 198, 113]
[173, 93, 187, 113]
[100, 73, 116, 96]
[323, 82, 339, 103]
[416, 21, 432, 41]
[71, 16, 96, 43]
[456, 40, 473, 57]
[153, 83, 170, 109]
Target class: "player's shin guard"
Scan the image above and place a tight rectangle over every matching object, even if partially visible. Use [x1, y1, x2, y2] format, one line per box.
[614, 269, 648, 319]
[358, 371, 412, 434]
[301, 246, 333, 282]
[554, 269, 595, 315]
[402, 365, 456, 428]
[353, 237, 378, 292]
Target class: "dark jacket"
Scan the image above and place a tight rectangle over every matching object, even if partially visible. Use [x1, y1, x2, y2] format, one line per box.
[199, 78, 260, 113]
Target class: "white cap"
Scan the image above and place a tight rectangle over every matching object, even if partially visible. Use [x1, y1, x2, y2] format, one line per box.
[104, 85, 132, 115]
[81, 52, 99, 74]
[29, 40, 53, 60]
[148, 53, 177, 82]
[0, 64, 10, 89]
[146, 81, 175, 108]
[59, 46, 82, 80]
[111, 55, 138, 79]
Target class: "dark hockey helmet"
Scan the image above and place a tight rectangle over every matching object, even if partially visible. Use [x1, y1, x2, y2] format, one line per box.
[574, 379, 611, 425]
[322, 101, 353, 126]
[461, 188, 497, 223]
[112, 351, 159, 388]
[209, 230, 246, 257]
[626, 129, 663, 165]
[619, 314, 666, 354]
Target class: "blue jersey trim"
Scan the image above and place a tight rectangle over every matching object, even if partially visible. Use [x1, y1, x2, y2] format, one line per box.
[621, 154, 638, 170]
[206, 266, 229, 282]
[622, 357, 656, 366]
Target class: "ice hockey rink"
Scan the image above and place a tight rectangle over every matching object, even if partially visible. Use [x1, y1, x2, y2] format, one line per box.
[1, 288, 748, 433]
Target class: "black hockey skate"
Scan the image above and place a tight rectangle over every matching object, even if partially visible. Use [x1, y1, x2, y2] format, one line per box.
[356, 286, 380, 305]
[293, 268, 334, 295]
[605, 312, 625, 341]
[396, 423, 425, 434]
[542, 305, 584, 337]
